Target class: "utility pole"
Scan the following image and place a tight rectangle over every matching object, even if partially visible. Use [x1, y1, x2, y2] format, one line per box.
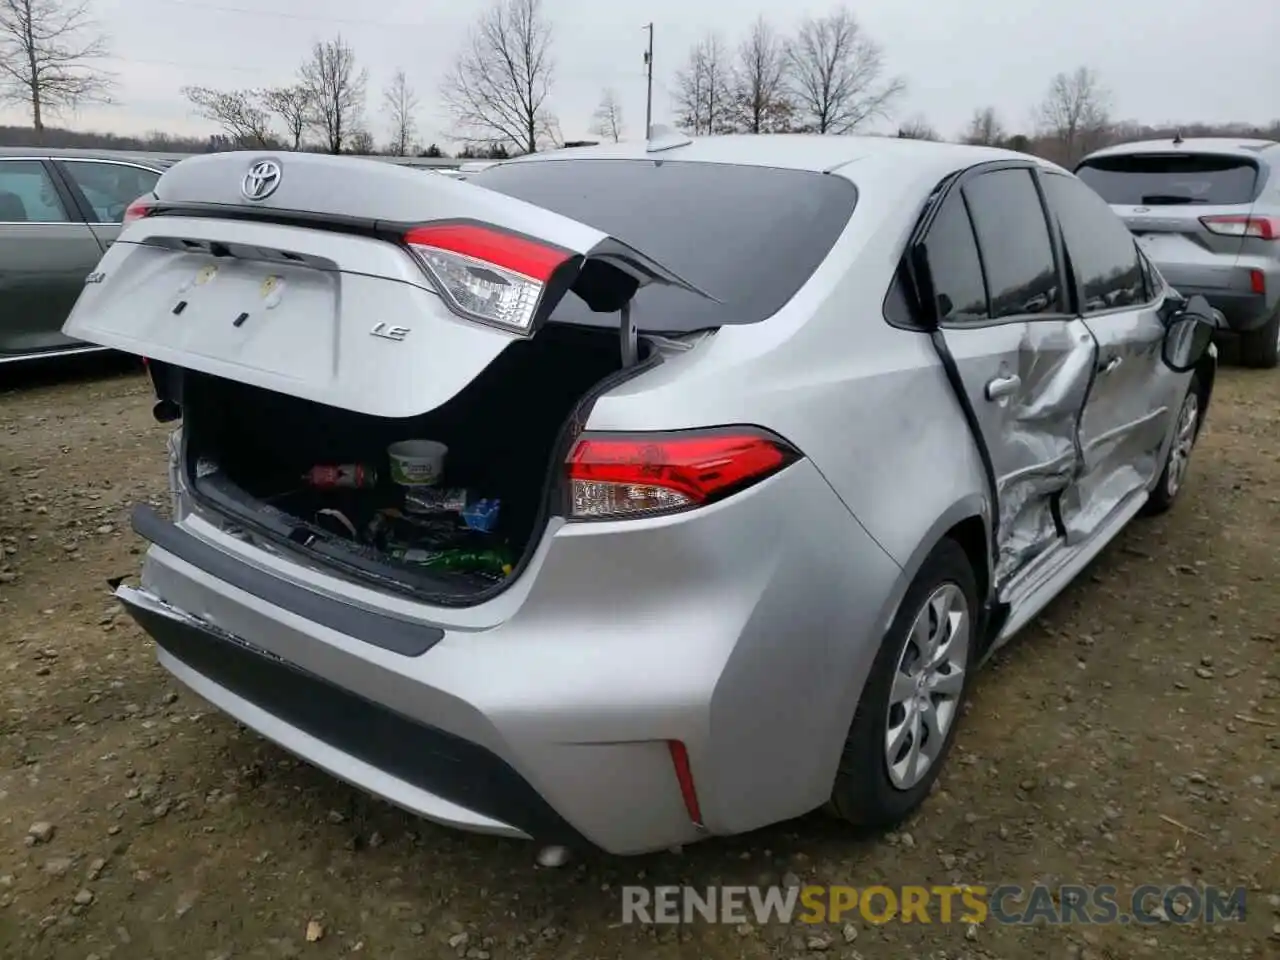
[643, 23, 654, 139]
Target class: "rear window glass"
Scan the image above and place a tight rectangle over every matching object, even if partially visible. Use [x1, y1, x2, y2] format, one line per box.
[1075, 153, 1259, 206]
[470, 159, 858, 331]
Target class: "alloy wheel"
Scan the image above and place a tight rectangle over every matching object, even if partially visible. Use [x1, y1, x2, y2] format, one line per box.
[884, 583, 970, 790]
[1165, 391, 1200, 499]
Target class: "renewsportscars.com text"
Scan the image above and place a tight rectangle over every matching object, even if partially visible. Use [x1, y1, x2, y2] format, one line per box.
[620, 884, 1247, 926]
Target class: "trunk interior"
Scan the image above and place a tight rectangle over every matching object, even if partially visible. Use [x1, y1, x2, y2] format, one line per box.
[177, 322, 636, 602]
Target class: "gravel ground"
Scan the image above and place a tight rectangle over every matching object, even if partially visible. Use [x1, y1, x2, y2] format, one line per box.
[1, 356, 1278, 960]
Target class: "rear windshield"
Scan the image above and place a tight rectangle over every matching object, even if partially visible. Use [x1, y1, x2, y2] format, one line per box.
[470, 159, 858, 331]
[1075, 153, 1260, 206]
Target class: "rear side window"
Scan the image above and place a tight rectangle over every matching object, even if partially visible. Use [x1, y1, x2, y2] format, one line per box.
[60, 161, 160, 223]
[1076, 153, 1260, 206]
[923, 194, 989, 323]
[471, 159, 857, 332]
[1041, 174, 1147, 312]
[962, 169, 1061, 319]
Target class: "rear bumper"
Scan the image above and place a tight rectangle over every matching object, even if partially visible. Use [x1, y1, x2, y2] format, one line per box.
[119, 459, 904, 855]
[120, 587, 579, 843]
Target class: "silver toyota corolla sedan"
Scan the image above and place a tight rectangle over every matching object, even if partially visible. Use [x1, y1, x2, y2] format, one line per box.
[63, 132, 1219, 857]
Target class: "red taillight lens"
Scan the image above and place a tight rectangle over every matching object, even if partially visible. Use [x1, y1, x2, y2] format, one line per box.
[403, 223, 572, 333]
[565, 427, 800, 520]
[123, 195, 155, 225]
[1199, 214, 1279, 240]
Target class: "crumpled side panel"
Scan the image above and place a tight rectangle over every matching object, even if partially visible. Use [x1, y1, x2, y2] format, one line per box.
[991, 321, 1095, 590]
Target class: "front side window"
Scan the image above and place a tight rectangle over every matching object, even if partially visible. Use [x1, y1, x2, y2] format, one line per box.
[1042, 173, 1147, 312]
[0, 160, 69, 223]
[962, 169, 1061, 319]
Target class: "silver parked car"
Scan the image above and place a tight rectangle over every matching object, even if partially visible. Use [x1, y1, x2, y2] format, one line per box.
[1076, 137, 1280, 368]
[63, 137, 1218, 856]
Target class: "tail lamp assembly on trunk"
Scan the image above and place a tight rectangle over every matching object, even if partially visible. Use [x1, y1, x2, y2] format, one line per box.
[403, 223, 575, 335]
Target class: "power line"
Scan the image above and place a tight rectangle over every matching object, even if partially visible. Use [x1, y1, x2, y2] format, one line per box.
[133, 0, 426, 29]
[101, 54, 279, 76]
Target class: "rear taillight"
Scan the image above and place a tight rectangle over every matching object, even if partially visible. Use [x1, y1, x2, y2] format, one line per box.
[1199, 214, 1279, 240]
[123, 195, 156, 225]
[565, 427, 800, 520]
[404, 223, 573, 334]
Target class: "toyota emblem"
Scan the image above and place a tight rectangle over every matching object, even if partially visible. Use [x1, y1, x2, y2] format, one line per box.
[241, 159, 282, 201]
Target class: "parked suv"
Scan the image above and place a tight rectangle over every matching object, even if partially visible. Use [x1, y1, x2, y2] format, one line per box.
[63, 139, 1217, 856]
[1076, 137, 1280, 368]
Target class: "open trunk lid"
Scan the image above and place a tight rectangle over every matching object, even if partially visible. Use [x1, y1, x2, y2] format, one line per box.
[63, 151, 710, 418]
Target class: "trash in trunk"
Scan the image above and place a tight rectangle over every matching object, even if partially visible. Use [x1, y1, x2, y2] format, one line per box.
[390, 545, 516, 578]
[405, 487, 468, 514]
[387, 439, 448, 487]
[460, 498, 500, 533]
[315, 508, 359, 539]
[302, 463, 378, 490]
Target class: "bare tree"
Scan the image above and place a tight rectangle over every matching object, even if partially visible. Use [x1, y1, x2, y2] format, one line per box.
[442, 0, 555, 155]
[672, 32, 732, 135]
[0, 0, 114, 134]
[896, 115, 939, 140]
[347, 128, 374, 154]
[182, 86, 275, 147]
[730, 15, 793, 133]
[787, 7, 904, 134]
[299, 35, 367, 155]
[589, 87, 623, 142]
[262, 85, 312, 150]
[962, 105, 1005, 146]
[1036, 66, 1111, 165]
[383, 69, 418, 155]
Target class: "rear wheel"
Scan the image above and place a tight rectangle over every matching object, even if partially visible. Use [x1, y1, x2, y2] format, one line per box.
[1238, 309, 1280, 369]
[1145, 375, 1202, 516]
[828, 539, 977, 827]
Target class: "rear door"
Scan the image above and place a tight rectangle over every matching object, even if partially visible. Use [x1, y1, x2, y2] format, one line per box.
[54, 158, 163, 250]
[928, 165, 1097, 589]
[1075, 152, 1261, 292]
[0, 157, 104, 359]
[1041, 172, 1177, 541]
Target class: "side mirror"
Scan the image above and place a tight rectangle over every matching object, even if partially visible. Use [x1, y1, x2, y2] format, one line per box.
[1161, 295, 1218, 373]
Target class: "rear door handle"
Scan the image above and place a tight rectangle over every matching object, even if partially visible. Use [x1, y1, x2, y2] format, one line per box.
[1100, 356, 1122, 374]
[985, 374, 1021, 400]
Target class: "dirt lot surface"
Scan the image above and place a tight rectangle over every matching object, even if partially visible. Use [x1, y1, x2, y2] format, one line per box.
[1, 357, 1278, 960]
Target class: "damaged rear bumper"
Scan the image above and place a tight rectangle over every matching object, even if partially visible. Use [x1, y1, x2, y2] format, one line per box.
[117, 585, 578, 843]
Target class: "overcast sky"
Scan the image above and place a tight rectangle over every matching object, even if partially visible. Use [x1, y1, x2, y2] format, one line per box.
[2, 0, 1278, 147]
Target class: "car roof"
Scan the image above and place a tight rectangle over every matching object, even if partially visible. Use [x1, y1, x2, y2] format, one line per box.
[495, 133, 1068, 186]
[0, 146, 177, 169]
[1081, 137, 1280, 164]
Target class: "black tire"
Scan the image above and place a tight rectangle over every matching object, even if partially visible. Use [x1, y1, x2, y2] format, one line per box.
[1238, 309, 1280, 369]
[1145, 374, 1203, 516]
[828, 538, 978, 827]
